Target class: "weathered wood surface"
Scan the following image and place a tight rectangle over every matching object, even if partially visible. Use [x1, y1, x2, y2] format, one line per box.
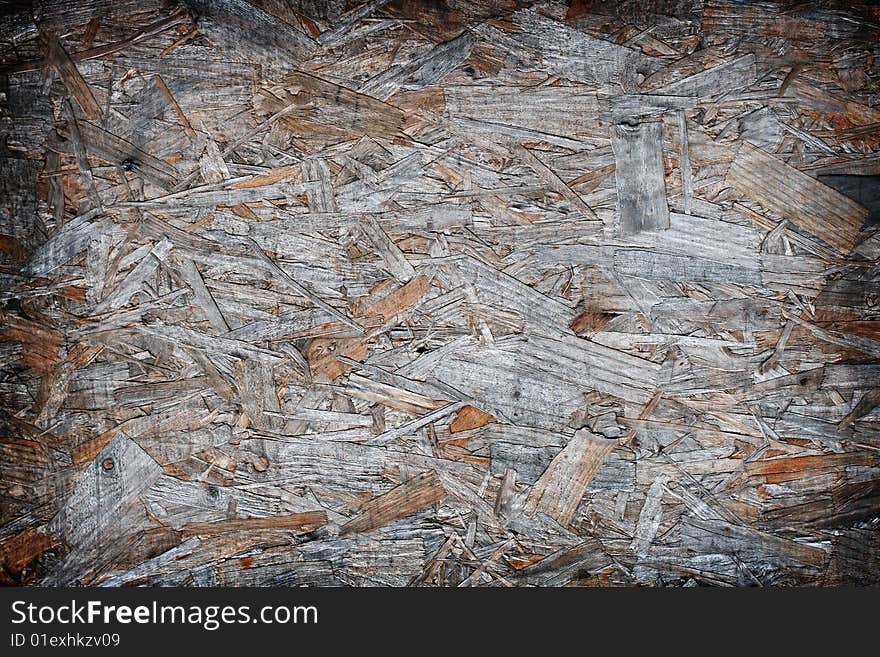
[612, 121, 670, 235]
[1, 0, 879, 587]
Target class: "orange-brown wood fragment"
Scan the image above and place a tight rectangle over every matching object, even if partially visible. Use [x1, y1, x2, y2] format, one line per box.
[437, 443, 489, 466]
[183, 213, 216, 232]
[747, 453, 876, 481]
[161, 463, 193, 480]
[356, 274, 430, 324]
[449, 405, 496, 433]
[296, 13, 320, 38]
[570, 310, 615, 334]
[0, 315, 64, 372]
[303, 336, 369, 380]
[81, 17, 100, 49]
[467, 44, 505, 76]
[68, 342, 102, 367]
[565, 0, 593, 22]
[720, 499, 762, 522]
[201, 449, 237, 472]
[229, 203, 260, 220]
[303, 277, 430, 380]
[567, 567, 618, 587]
[230, 164, 300, 189]
[0, 436, 43, 449]
[832, 321, 880, 341]
[0, 235, 27, 262]
[0, 528, 62, 578]
[505, 554, 545, 570]
[568, 163, 615, 190]
[71, 430, 115, 465]
[486, 17, 518, 30]
[61, 286, 86, 301]
[431, 162, 464, 187]
[803, 107, 880, 149]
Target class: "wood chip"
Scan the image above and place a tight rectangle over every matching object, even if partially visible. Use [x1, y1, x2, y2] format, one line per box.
[524, 429, 616, 526]
[340, 471, 446, 535]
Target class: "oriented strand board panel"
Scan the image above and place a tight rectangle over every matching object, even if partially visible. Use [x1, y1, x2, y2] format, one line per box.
[1, 0, 879, 588]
